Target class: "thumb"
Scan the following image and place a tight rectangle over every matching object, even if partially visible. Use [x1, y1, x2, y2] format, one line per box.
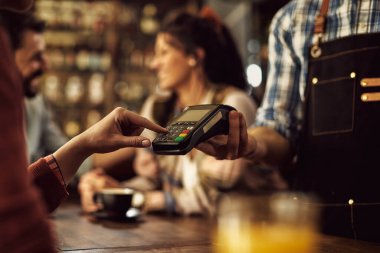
[118, 136, 152, 148]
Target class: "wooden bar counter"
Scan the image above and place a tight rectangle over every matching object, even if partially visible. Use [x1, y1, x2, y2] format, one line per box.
[52, 201, 380, 253]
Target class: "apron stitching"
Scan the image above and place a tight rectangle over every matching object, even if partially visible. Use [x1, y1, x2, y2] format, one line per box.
[312, 76, 351, 84]
[306, 202, 380, 207]
[312, 128, 353, 136]
[350, 204, 358, 240]
[311, 76, 355, 136]
[311, 45, 380, 61]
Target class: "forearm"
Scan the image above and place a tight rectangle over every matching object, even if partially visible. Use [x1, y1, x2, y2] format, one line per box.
[246, 127, 292, 167]
[53, 135, 90, 184]
[53, 107, 166, 184]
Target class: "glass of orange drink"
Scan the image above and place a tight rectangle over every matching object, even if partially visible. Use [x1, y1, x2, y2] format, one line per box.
[213, 192, 320, 253]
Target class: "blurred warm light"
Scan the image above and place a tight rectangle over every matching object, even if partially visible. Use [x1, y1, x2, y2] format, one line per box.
[246, 64, 262, 87]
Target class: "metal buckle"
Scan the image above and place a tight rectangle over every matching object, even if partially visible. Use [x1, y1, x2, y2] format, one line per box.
[310, 34, 322, 58]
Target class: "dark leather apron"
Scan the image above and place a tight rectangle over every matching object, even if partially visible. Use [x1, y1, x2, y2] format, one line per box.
[295, 0, 380, 242]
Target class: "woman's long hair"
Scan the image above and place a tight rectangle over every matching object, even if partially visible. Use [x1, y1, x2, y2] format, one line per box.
[160, 8, 248, 91]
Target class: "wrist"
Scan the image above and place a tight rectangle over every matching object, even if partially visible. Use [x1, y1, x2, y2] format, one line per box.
[71, 134, 93, 156]
[53, 136, 91, 183]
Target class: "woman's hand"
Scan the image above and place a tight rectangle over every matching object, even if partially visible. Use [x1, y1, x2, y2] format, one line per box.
[196, 111, 256, 160]
[75, 107, 167, 155]
[143, 191, 165, 212]
[54, 107, 167, 184]
[78, 168, 120, 213]
[199, 156, 245, 189]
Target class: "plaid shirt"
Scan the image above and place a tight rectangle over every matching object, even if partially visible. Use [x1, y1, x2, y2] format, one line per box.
[255, 0, 380, 145]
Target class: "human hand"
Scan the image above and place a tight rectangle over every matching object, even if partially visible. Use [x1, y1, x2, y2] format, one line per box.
[143, 191, 165, 212]
[196, 111, 256, 160]
[54, 107, 167, 185]
[78, 168, 120, 213]
[199, 156, 244, 188]
[74, 107, 167, 156]
[133, 149, 160, 180]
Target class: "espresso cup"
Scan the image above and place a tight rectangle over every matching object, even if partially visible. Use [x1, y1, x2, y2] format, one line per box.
[94, 188, 138, 217]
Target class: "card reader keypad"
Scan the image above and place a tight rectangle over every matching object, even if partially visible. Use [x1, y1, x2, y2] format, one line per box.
[156, 122, 196, 142]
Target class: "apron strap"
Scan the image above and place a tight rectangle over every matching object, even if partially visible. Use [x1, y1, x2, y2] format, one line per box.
[311, 0, 330, 58]
[314, 0, 330, 35]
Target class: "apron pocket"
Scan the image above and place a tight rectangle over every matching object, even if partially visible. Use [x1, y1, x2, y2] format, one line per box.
[312, 77, 355, 135]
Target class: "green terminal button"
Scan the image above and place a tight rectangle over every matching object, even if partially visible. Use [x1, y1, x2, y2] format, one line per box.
[175, 136, 185, 142]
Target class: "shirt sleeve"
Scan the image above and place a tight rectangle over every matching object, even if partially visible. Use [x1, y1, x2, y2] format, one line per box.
[221, 89, 257, 126]
[254, 3, 302, 145]
[28, 157, 69, 213]
[0, 25, 57, 252]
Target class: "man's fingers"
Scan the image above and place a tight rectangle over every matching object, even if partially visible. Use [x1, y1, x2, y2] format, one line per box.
[196, 142, 218, 157]
[238, 112, 248, 156]
[226, 111, 240, 159]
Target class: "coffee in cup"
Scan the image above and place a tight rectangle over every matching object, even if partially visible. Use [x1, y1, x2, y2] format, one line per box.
[94, 188, 144, 218]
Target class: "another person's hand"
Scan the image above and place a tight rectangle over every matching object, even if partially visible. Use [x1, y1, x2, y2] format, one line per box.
[196, 111, 256, 160]
[199, 156, 245, 189]
[133, 149, 160, 180]
[143, 191, 165, 212]
[74, 107, 167, 154]
[54, 107, 167, 184]
[78, 168, 120, 213]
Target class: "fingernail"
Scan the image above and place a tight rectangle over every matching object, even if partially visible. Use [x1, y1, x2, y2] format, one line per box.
[141, 139, 150, 147]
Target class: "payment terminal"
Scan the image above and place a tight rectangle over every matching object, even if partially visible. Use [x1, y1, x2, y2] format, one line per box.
[152, 104, 235, 155]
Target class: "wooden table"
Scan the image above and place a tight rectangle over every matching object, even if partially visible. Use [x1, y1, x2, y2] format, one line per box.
[52, 201, 380, 253]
